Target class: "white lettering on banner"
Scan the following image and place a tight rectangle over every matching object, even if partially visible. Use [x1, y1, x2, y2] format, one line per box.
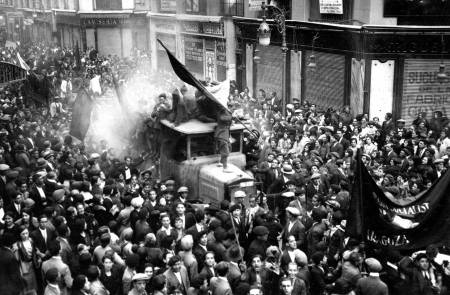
[372, 192, 431, 218]
[319, 0, 343, 14]
[366, 230, 410, 246]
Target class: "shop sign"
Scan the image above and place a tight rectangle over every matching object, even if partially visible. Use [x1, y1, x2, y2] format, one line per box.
[184, 37, 203, 62]
[154, 20, 176, 32]
[160, 0, 176, 12]
[319, 0, 343, 14]
[248, 0, 264, 11]
[216, 40, 226, 67]
[82, 18, 127, 26]
[0, 62, 27, 86]
[401, 59, 450, 125]
[182, 21, 223, 37]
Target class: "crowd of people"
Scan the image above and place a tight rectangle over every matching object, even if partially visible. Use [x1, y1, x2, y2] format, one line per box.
[0, 40, 449, 295]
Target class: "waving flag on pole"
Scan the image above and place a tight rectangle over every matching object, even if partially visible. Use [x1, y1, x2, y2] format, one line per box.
[157, 39, 231, 114]
[17, 52, 30, 72]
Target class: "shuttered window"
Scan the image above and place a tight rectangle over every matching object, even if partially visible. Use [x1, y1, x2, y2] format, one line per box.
[303, 51, 345, 111]
[401, 59, 450, 126]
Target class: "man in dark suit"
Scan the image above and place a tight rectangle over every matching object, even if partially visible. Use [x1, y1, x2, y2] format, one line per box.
[384, 143, 398, 165]
[164, 255, 191, 295]
[6, 193, 23, 221]
[336, 129, 350, 151]
[193, 231, 208, 270]
[29, 173, 48, 216]
[306, 173, 327, 202]
[329, 135, 344, 158]
[209, 262, 232, 295]
[399, 253, 439, 295]
[268, 164, 294, 195]
[30, 214, 55, 256]
[281, 207, 306, 251]
[186, 209, 206, 241]
[172, 202, 196, 230]
[0, 164, 9, 204]
[355, 258, 388, 295]
[309, 252, 327, 295]
[0, 235, 25, 295]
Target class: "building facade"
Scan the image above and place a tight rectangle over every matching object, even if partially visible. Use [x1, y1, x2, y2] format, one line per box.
[235, 0, 450, 124]
[148, 0, 243, 82]
[79, 0, 150, 57]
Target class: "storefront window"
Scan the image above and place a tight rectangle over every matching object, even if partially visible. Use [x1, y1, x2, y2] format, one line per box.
[303, 50, 345, 111]
[160, 0, 176, 12]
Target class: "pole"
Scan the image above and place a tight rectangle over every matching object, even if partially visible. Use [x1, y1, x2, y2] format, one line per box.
[281, 29, 287, 117]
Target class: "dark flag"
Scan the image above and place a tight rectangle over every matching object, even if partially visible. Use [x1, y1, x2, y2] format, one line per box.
[69, 87, 94, 141]
[347, 149, 450, 250]
[74, 42, 81, 70]
[157, 39, 230, 114]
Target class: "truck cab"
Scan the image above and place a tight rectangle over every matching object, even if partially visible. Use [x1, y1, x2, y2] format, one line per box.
[159, 119, 255, 204]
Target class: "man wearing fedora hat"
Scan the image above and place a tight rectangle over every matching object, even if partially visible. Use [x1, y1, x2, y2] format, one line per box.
[267, 164, 295, 195]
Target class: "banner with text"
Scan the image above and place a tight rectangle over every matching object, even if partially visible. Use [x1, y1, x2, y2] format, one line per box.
[347, 149, 450, 250]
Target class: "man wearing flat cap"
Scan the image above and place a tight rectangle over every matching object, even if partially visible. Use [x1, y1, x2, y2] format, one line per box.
[355, 258, 388, 295]
[281, 207, 306, 251]
[129, 273, 150, 295]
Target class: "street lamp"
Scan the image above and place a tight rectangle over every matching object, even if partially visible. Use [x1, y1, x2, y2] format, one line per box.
[257, 1, 288, 116]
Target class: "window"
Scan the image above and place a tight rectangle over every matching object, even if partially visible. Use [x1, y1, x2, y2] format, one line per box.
[185, 0, 206, 14]
[95, 0, 121, 10]
[221, 0, 244, 16]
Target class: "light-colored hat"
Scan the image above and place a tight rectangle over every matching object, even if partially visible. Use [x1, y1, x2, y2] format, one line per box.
[365, 257, 382, 272]
[132, 273, 150, 282]
[177, 186, 188, 193]
[311, 173, 321, 180]
[281, 191, 295, 198]
[0, 164, 9, 171]
[286, 206, 300, 216]
[234, 190, 246, 198]
[281, 164, 295, 175]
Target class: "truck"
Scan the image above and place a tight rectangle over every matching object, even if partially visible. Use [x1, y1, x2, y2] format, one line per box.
[159, 118, 256, 205]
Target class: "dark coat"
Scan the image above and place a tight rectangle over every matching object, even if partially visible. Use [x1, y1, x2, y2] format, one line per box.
[0, 246, 25, 295]
[282, 220, 306, 250]
[309, 264, 327, 295]
[355, 276, 389, 295]
[30, 227, 55, 254]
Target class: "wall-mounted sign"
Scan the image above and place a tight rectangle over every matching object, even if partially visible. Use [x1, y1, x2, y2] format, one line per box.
[82, 18, 128, 26]
[160, 0, 176, 12]
[249, 0, 264, 11]
[319, 0, 343, 14]
[182, 21, 224, 37]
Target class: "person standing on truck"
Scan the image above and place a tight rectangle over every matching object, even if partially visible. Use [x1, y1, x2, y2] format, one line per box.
[214, 109, 233, 173]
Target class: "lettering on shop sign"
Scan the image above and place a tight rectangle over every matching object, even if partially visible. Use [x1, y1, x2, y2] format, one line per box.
[0, 62, 27, 86]
[182, 22, 224, 36]
[155, 21, 175, 32]
[402, 63, 450, 125]
[184, 38, 203, 62]
[82, 18, 127, 26]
